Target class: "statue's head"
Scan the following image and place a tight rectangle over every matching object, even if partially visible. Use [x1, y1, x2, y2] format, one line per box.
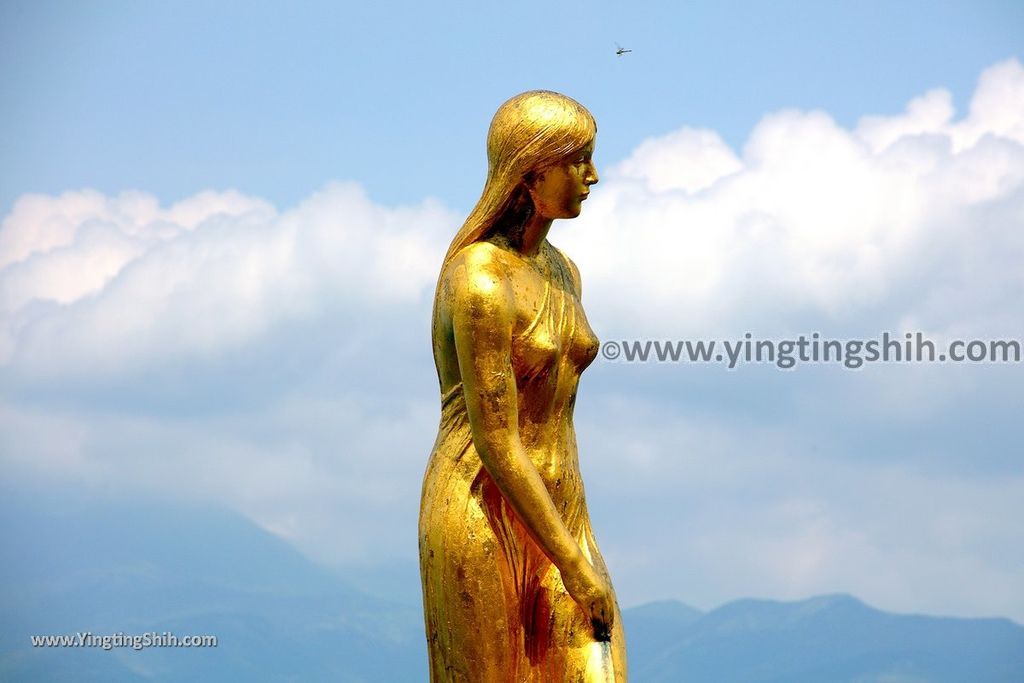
[442, 91, 597, 265]
[486, 90, 597, 188]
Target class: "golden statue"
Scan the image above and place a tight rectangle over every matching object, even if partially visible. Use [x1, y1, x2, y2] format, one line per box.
[419, 91, 627, 682]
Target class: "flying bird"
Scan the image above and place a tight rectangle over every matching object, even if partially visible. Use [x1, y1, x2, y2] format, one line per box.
[615, 43, 632, 56]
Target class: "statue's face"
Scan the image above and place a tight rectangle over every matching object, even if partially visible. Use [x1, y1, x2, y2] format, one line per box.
[527, 140, 598, 220]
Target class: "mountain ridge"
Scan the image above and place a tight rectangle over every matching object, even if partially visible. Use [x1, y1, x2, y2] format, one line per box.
[2, 488, 1021, 682]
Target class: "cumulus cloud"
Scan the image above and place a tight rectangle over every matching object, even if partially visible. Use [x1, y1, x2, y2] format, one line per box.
[1, 60, 1022, 621]
[0, 183, 455, 377]
[613, 127, 743, 194]
[560, 58, 1024, 336]
[856, 58, 1024, 155]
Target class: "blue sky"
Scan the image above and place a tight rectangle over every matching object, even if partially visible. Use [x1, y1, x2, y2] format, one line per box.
[2, 1, 1023, 623]
[3, 0, 1022, 213]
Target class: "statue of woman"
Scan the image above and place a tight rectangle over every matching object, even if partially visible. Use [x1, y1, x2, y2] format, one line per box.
[419, 90, 627, 682]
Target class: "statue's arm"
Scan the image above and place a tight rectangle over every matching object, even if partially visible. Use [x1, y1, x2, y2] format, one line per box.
[447, 246, 587, 575]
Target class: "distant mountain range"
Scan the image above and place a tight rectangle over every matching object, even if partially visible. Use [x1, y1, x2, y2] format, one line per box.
[2, 490, 1021, 682]
[625, 596, 1023, 683]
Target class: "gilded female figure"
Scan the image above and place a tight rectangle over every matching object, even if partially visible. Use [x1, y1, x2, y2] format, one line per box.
[419, 91, 627, 682]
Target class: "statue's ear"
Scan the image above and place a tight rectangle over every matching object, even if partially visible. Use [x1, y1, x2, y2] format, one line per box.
[507, 182, 536, 220]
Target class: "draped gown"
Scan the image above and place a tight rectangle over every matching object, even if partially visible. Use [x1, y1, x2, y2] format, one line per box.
[419, 241, 627, 682]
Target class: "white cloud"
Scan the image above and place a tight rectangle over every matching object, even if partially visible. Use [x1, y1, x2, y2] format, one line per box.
[856, 88, 957, 154]
[611, 127, 743, 194]
[853, 59, 1024, 159]
[1, 183, 456, 375]
[559, 58, 1024, 336]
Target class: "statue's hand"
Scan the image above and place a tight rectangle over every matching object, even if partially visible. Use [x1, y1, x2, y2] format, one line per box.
[562, 561, 615, 642]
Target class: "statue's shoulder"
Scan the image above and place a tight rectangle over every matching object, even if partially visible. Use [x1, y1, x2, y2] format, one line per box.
[450, 240, 511, 267]
[442, 241, 515, 302]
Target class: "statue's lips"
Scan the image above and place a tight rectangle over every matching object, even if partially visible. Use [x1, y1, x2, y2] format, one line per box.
[580, 193, 590, 201]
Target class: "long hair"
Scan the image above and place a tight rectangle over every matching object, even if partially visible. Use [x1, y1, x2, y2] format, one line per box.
[440, 90, 597, 269]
